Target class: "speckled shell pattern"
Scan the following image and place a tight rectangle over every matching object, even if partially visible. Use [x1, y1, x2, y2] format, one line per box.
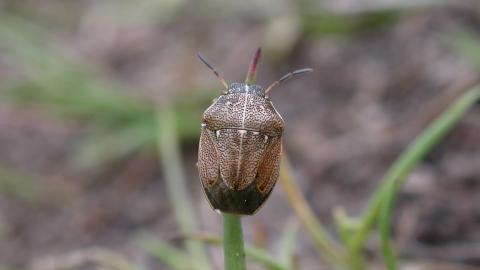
[198, 83, 284, 215]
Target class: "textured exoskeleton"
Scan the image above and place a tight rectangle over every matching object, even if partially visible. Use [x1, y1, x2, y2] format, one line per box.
[198, 83, 284, 215]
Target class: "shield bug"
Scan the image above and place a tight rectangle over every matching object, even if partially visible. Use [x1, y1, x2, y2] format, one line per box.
[197, 48, 312, 215]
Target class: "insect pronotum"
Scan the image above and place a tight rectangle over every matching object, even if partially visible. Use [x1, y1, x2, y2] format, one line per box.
[197, 48, 312, 215]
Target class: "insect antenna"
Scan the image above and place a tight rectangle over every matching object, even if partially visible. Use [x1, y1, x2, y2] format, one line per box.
[264, 68, 313, 94]
[197, 53, 229, 90]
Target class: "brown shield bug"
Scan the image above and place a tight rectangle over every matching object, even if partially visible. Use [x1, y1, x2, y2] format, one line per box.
[197, 48, 312, 215]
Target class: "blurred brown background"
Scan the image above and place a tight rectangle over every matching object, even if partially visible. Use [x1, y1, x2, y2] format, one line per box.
[0, 0, 479, 269]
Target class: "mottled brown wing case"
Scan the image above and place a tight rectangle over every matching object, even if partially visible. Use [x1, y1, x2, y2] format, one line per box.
[198, 126, 219, 188]
[256, 136, 282, 194]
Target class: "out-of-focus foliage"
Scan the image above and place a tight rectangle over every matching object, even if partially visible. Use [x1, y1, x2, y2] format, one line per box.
[450, 30, 480, 70]
[0, 13, 214, 169]
[0, 165, 42, 202]
[302, 9, 402, 36]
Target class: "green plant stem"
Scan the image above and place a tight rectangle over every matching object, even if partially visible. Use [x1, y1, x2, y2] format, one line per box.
[348, 184, 385, 253]
[378, 190, 398, 270]
[157, 107, 211, 270]
[377, 86, 480, 269]
[223, 213, 246, 270]
[279, 154, 347, 269]
[195, 233, 287, 270]
[351, 86, 480, 265]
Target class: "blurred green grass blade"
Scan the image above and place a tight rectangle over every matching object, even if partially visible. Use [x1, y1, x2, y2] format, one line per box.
[279, 155, 347, 268]
[450, 30, 480, 69]
[89, 248, 139, 270]
[351, 86, 480, 255]
[0, 13, 154, 124]
[378, 190, 398, 270]
[245, 245, 286, 270]
[0, 13, 68, 73]
[0, 267, 23, 270]
[0, 12, 212, 144]
[0, 165, 43, 202]
[333, 207, 361, 248]
[375, 86, 480, 270]
[157, 107, 212, 270]
[302, 9, 401, 36]
[138, 237, 195, 270]
[172, 91, 214, 140]
[0, 11, 211, 179]
[8, 73, 155, 124]
[7, 77, 153, 127]
[276, 221, 299, 268]
[244, 245, 288, 270]
[72, 120, 155, 169]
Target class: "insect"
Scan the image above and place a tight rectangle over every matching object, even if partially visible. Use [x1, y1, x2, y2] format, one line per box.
[197, 48, 312, 215]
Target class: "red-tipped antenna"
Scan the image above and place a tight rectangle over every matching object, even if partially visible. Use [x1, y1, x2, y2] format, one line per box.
[197, 53, 229, 90]
[264, 68, 313, 94]
[245, 47, 262, 85]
